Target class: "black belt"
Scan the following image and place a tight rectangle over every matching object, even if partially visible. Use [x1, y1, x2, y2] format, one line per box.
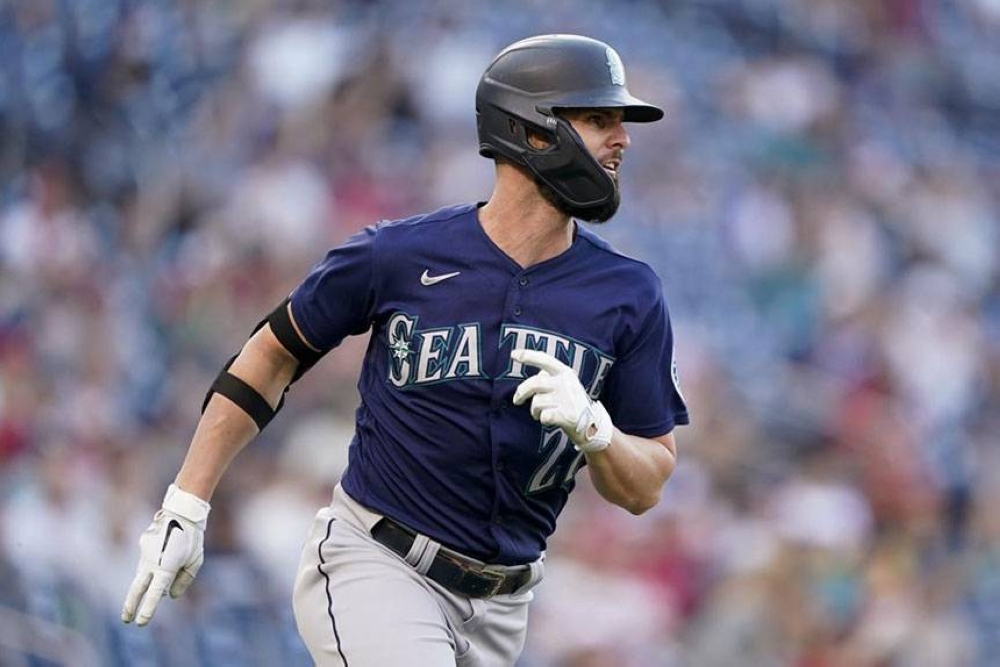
[371, 517, 530, 598]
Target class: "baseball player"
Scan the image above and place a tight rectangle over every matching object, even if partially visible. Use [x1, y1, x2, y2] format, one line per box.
[121, 34, 688, 666]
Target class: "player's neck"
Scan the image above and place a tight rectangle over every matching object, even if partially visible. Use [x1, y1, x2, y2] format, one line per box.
[479, 167, 574, 269]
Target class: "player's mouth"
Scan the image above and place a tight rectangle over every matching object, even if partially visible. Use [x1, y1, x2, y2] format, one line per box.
[601, 158, 621, 178]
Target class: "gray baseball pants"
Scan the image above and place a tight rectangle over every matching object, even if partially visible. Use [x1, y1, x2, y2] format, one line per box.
[292, 485, 544, 666]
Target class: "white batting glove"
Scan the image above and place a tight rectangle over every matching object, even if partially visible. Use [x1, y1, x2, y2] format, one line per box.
[511, 349, 613, 453]
[121, 484, 210, 627]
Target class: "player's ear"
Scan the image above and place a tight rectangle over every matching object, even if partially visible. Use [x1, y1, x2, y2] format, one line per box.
[525, 126, 551, 150]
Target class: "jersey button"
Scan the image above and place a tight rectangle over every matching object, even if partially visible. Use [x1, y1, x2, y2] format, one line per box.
[497, 461, 506, 471]
[519, 277, 528, 286]
[513, 306, 522, 316]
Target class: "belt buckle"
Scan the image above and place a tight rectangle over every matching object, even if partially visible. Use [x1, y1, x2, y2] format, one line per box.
[474, 569, 505, 597]
[444, 554, 506, 597]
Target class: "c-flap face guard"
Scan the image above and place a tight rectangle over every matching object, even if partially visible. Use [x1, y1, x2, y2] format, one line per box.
[522, 116, 615, 209]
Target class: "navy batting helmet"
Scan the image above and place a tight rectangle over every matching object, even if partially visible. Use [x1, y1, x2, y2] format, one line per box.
[476, 35, 663, 211]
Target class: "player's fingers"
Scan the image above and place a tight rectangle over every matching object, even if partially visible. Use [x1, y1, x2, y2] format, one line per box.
[170, 554, 203, 598]
[121, 569, 153, 623]
[538, 407, 561, 427]
[135, 570, 173, 627]
[170, 570, 195, 599]
[529, 394, 558, 421]
[511, 349, 568, 375]
[513, 371, 553, 405]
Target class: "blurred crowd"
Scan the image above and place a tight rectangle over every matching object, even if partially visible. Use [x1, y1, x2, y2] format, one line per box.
[0, 0, 998, 665]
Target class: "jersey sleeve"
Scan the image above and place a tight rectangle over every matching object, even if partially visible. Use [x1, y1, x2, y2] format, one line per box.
[601, 281, 689, 437]
[289, 225, 379, 351]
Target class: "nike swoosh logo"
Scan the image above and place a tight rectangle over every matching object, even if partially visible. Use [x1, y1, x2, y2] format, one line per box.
[420, 270, 461, 286]
[159, 519, 183, 565]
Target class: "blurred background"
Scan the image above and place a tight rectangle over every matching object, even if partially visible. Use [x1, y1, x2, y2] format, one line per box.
[0, 0, 998, 665]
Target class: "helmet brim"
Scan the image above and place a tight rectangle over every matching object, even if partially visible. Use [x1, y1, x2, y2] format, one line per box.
[545, 92, 664, 123]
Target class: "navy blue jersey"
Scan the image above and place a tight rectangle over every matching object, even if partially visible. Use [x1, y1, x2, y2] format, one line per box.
[290, 203, 688, 564]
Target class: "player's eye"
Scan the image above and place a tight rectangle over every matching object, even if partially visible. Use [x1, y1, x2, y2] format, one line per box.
[589, 114, 607, 128]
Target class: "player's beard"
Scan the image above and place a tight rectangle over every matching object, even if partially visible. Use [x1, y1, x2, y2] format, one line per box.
[535, 171, 621, 224]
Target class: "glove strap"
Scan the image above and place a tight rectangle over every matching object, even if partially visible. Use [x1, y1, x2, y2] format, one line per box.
[163, 484, 211, 529]
[575, 401, 613, 453]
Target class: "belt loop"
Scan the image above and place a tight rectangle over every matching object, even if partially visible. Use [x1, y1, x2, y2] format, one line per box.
[519, 555, 545, 594]
[413, 539, 440, 576]
[404, 533, 431, 569]
[528, 558, 544, 586]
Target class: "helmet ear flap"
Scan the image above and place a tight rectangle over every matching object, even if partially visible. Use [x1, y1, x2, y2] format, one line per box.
[478, 107, 556, 159]
[478, 106, 528, 159]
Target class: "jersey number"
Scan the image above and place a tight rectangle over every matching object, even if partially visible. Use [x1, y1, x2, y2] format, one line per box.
[526, 429, 586, 494]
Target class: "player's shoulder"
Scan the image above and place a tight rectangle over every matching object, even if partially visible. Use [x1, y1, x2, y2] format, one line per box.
[574, 224, 664, 295]
[364, 203, 482, 260]
[374, 203, 479, 235]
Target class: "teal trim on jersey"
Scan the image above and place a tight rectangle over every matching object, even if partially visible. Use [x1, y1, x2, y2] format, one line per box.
[413, 327, 454, 384]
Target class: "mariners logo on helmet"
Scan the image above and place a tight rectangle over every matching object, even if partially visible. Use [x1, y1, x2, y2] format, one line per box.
[606, 47, 626, 86]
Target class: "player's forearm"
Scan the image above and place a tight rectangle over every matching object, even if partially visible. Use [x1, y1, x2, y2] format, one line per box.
[175, 326, 299, 501]
[585, 431, 676, 515]
[173, 397, 259, 501]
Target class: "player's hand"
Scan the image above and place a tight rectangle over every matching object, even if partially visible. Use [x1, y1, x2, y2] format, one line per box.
[511, 349, 613, 453]
[121, 484, 211, 627]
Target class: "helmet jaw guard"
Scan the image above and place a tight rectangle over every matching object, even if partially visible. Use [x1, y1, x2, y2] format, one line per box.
[475, 34, 662, 216]
[522, 117, 616, 209]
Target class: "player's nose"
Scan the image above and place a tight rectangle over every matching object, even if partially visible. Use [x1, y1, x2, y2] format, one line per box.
[609, 122, 630, 150]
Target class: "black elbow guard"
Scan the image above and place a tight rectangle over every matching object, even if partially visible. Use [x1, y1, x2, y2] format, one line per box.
[203, 356, 278, 431]
[266, 296, 324, 383]
[201, 297, 325, 431]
